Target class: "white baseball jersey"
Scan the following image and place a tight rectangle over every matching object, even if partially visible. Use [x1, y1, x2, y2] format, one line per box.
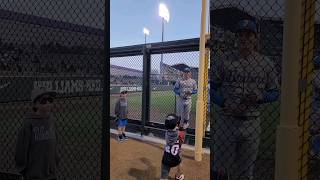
[211, 50, 279, 116]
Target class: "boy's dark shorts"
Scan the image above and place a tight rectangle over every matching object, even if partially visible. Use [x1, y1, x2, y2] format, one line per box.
[117, 119, 128, 127]
[160, 161, 181, 179]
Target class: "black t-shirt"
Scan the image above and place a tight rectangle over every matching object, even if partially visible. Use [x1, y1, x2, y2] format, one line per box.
[161, 138, 182, 167]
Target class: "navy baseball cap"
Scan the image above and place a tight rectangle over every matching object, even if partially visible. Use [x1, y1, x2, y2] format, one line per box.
[236, 19, 258, 34]
[182, 67, 191, 73]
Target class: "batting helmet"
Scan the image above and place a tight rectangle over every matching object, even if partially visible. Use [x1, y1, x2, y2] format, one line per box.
[164, 114, 179, 130]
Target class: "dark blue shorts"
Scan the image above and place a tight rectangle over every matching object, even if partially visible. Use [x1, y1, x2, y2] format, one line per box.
[118, 119, 128, 127]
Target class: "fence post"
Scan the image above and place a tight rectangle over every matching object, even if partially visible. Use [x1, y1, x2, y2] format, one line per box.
[101, 0, 109, 179]
[195, 0, 207, 161]
[275, 0, 302, 179]
[141, 45, 151, 136]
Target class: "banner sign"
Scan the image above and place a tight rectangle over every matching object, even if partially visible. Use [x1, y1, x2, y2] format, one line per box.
[0, 76, 175, 102]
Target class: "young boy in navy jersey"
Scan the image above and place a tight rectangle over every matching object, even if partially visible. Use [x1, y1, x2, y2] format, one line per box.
[160, 114, 185, 180]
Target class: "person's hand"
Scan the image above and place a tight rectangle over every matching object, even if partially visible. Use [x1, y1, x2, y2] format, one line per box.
[242, 93, 263, 104]
[222, 97, 248, 115]
[185, 91, 192, 96]
[182, 91, 192, 99]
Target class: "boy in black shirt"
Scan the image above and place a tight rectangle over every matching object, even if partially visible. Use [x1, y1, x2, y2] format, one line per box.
[160, 114, 185, 180]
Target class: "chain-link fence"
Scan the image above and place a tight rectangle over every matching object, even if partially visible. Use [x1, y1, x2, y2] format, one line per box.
[301, 0, 319, 179]
[110, 39, 210, 146]
[209, 1, 282, 179]
[0, 1, 106, 179]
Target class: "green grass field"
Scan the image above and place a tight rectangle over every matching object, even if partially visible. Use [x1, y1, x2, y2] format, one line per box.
[110, 91, 280, 161]
[110, 91, 198, 126]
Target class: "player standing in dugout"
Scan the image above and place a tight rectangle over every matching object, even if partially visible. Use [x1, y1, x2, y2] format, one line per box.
[211, 19, 280, 180]
[173, 67, 197, 134]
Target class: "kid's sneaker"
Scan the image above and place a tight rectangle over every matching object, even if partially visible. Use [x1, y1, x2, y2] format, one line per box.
[175, 174, 184, 180]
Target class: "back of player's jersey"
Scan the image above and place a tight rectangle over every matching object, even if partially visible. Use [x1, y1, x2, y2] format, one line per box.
[162, 139, 182, 167]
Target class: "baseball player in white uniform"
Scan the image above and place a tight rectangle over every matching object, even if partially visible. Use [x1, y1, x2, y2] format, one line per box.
[211, 19, 280, 180]
[174, 67, 197, 130]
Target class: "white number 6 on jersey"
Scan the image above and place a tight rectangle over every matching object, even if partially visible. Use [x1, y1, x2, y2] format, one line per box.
[171, 144, 180, 156]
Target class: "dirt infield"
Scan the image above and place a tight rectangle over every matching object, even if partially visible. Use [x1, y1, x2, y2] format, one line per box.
[110, 137, 210, 180]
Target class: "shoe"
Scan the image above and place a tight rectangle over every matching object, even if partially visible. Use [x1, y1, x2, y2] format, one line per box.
[175, 174, 184, 180]
[118, 135, 124, 142]
[122, 133, 128, 140]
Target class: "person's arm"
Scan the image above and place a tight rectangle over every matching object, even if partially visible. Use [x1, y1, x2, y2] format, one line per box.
[210, 55, 225, 107]
[125, 100, 129, 119]
[173, 81, 180, 96]
[15, 120, 31, 176]
[261, 60, 280, 103]
[114, 99, 120, 117]
[192, 80, 198, 94]
[55, 129, 60, 167]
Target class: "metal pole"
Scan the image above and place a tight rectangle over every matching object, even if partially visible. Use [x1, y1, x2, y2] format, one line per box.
[160, 18, 164, 85]
[145, 34, 147, 45]
[195, 0, 207, 162]
[101, 0, 109, 179]
[275, 0, 302, 179]
[142, 46, 151, 136]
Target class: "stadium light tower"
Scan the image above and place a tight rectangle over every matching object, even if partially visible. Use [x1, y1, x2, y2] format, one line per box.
[143, 27, 150, 44]
[158, 3, 170, 84]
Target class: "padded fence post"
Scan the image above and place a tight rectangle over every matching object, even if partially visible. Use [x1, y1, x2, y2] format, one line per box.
[275, 0, 303, 179]
[142, 45, 151, 136]
[195, 0, 207, 162]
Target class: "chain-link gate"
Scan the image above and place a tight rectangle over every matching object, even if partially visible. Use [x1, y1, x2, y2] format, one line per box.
[110, 39, 210, 146]
[0, 1, 106, 179]
[210, 1, 282, 179]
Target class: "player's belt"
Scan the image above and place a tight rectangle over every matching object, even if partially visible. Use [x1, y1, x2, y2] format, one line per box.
[232, 115, 259, 121]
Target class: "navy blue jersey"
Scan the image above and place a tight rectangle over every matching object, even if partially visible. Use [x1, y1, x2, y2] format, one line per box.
[162, 138, 182, 167]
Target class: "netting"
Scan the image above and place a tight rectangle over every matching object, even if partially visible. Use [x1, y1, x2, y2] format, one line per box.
[110, 40, 210, 146]
[209, 1, 282, 179]
[300, 0, 318, 179]
[0, 1, 106, 179]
